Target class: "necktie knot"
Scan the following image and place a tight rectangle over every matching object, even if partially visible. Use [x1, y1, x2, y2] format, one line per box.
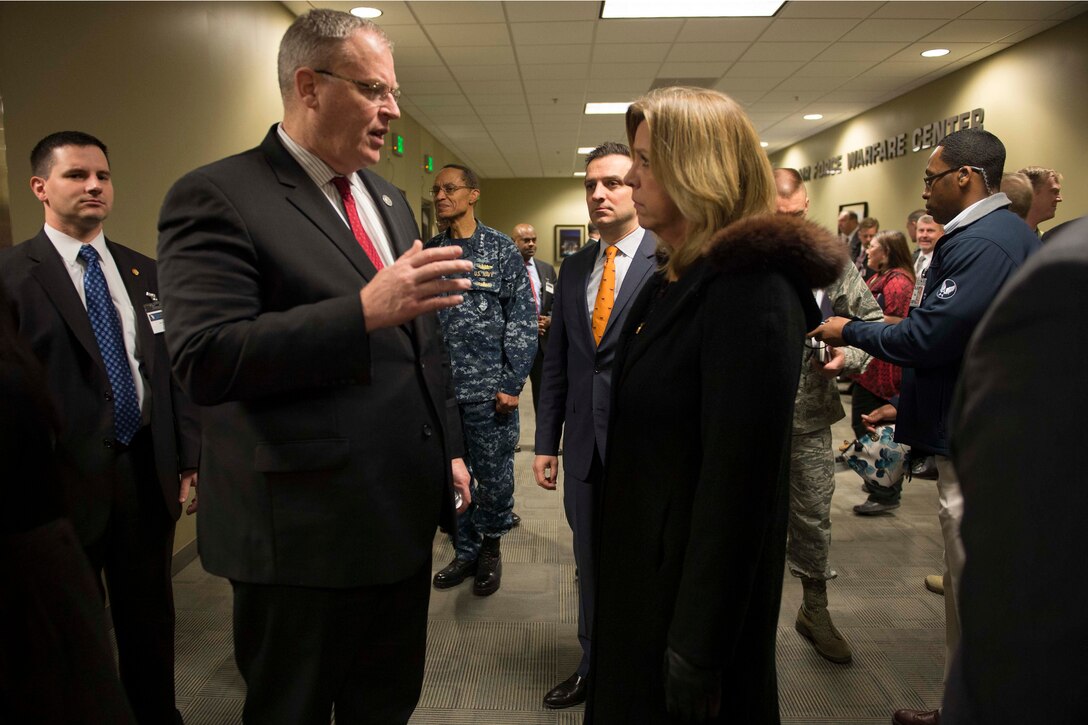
[331, 175, 351, 197]
[78, 244, 100, 265]
[604, 245, 618, 261]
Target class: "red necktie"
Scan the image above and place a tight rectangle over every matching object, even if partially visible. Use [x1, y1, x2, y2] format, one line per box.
[331, 176, 384, 271]
[526, 261, 540, 314]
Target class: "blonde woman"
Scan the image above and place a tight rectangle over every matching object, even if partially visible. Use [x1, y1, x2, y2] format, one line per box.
[587, 87, 845, 723]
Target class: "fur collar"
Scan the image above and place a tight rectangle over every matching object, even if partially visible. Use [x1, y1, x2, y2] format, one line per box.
[706, 214, 846, 292]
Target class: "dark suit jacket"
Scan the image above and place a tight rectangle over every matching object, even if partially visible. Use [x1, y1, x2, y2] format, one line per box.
[945, 216, 1088, 724]
[532, 257, 556, 348]
[157, 126, 462, 588]
[534, 231, 656, 479]
[0, 232, 199, 543]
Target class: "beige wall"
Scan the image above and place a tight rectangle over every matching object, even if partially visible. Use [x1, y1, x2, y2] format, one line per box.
[477, 177, 591, 266]
[0, 1, 462, 554]
[769, 13, 1087, 239]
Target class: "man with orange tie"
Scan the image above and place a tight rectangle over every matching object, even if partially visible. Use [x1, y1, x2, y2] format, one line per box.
[533, 142, 658, 709]
[512, 222, 556, 416]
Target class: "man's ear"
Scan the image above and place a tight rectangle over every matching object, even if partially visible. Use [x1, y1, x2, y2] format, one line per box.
[30, 176, 48, 202]
[296, 67, 320, 109]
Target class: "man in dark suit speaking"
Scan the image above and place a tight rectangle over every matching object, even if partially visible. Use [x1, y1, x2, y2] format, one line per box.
[0, 131, 200, 723]
[157, 10, 472, 724]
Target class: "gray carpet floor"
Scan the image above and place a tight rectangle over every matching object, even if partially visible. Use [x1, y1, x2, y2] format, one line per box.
[169, 393, 945, 724]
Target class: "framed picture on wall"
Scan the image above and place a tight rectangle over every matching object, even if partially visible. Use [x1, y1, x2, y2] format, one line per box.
[555, 225, 585, 258]
[838, 201, 869, 221]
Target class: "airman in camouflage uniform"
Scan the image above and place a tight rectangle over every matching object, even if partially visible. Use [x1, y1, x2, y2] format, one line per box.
[775, 168, 883, 664]
[425, 164, 537, 596]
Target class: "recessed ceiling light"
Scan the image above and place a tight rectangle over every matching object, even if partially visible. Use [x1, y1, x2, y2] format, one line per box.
[574, 172, 587, 177]
[577, 147, 596, 154]
[350, 6, 382, 19]
[803, 113, 823, 121]
[585, 102, 632, 115]
[760, 141, 769, 148]
[602, 0, 784, 18]
[921, 48, 950, 58]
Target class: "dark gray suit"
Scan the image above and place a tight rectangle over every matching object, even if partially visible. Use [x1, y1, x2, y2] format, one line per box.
[535, 230, 657, 675]
[528, 257, 557, 413]
[944, 217, 1088, 724]
[158, 126, 462, 723]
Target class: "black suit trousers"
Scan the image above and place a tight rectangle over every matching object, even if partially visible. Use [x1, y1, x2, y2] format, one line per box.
[231, 556, 433, 725]
[81, 427, 179, 725]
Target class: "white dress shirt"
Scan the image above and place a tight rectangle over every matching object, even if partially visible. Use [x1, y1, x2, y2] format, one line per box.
[45, 224, 147, 411]
[277, 124, 396, 268]
[915, 251, 932, 278]
[585, 227, 646, 319]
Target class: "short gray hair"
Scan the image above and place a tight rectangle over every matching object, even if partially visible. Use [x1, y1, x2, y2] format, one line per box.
[277, 9, 391, 99]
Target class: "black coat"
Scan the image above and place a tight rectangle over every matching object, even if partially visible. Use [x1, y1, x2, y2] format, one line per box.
[586, 216, 844, 724]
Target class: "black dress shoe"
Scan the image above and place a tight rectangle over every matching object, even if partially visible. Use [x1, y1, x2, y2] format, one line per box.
[432, 557, 477, 589]
[911, 455, 939, 480]
[511, 512, 522, 527]
[543, 672, 587, 709]
[473, 536, 502, 596]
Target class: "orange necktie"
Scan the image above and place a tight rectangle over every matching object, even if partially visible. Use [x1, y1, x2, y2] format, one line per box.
[592, 245, 618, 345]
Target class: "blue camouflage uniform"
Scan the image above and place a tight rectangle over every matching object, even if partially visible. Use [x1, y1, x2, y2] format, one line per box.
[426, 221, 537, 560]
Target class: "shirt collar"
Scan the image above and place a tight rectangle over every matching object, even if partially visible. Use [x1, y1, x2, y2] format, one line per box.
[601, 226, 646, 260]
[44, 223, 107, 267]
[276, 123, 362, 192]
[942, 192, 1011, 235]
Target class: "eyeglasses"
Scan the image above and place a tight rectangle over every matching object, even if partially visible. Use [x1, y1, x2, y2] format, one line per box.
[430, 184, 473, 197]
[314, 69, 401, 104]
[923, 165, 983, 190]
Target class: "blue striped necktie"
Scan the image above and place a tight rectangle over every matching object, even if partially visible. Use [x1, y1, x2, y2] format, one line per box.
[78, 245, 141, 444]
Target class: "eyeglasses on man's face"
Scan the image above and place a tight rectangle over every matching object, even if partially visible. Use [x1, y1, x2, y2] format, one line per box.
[314, 69, 401, 104]
[922, 165, 984, 190]
[430, 184, 473, 198]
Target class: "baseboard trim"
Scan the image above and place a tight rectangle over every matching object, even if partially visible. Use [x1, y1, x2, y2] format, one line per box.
[171, 536, 199, 576]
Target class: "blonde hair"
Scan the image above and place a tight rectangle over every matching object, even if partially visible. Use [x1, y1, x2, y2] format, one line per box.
[625, 86, 775, 277]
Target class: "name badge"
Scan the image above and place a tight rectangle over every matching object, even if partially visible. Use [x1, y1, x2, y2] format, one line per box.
[144, 301, 165, 334]
[909, 268, 927, 309]
[544, 281, 555, 294]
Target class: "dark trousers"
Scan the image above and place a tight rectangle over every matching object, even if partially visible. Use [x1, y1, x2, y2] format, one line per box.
[566, 449, 602, 677]
[850, 384, 890, 441]
[82, 428, 180, 725]
[231, 558, 432, 725]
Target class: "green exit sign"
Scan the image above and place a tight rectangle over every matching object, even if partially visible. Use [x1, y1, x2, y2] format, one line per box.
[392, 133, 404, 156]
[423, 155, 434, 173]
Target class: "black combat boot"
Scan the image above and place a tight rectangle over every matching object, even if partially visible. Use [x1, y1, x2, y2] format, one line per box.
[432, 557, 477, 589]
[473, 536, 502, 596]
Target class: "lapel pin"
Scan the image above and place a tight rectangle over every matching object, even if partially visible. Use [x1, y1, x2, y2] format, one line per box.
[131, 268, 140, 276]
[382, 194, 393, 207]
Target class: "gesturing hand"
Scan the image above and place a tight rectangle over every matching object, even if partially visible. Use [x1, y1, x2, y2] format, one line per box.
[360, 241, 473, 331]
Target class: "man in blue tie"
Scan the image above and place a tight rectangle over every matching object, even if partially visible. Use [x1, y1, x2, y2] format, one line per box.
[0, 131, 200, 724]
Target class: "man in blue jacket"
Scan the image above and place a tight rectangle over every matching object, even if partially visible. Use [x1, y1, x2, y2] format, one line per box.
[813, 128, 1039, 725]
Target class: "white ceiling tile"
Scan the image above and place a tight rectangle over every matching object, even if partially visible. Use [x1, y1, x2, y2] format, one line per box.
[795, 60, 872, 77]
[519, 44, 593, 64]
[439, 45, 516, 64]
[870, 1, 976, 19]
[724, 61, 806, 78]
[451, 65, 521, 81]
[758, 90, 826, 105]
[861, 61, 939, 78]
[411, 2, 507, 24]
[592, 43, 672, 63]
[774, 75, 850, 91]
[715, 77, 780, 92]
[960, 2, 1074, 20]
[1049, 4, 1088, 20]
[428, 23, 510, 46]
[674, 18, 774, 42]
[459, 80, 524, 95]
[987, 20, 1062, 44]
[586, 78, 652, 94]
[886, 42, 989, 62]
[520, 63, 591, 80]
[761, 18, 859, 42]
[381, 24, 432, 46]
[396, 65, 454, 83]
[524, 80, 589, 96]
[814, 41, 907, 61]
[840, 18, 950, 42]
[410, 93, 473, 109]
[403, 80, 463, 95]
[511, 21, 595, 45]
[393, 45, 445, 66]
[738, 41, 831, 62]
[655, 61, 731, 77]
[595, 18, 685, 44]
[588, 62, 662, 80]
[503, 1, 601, 22]
[776, 1, 883, 18]
[663, 42, 749, 62]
